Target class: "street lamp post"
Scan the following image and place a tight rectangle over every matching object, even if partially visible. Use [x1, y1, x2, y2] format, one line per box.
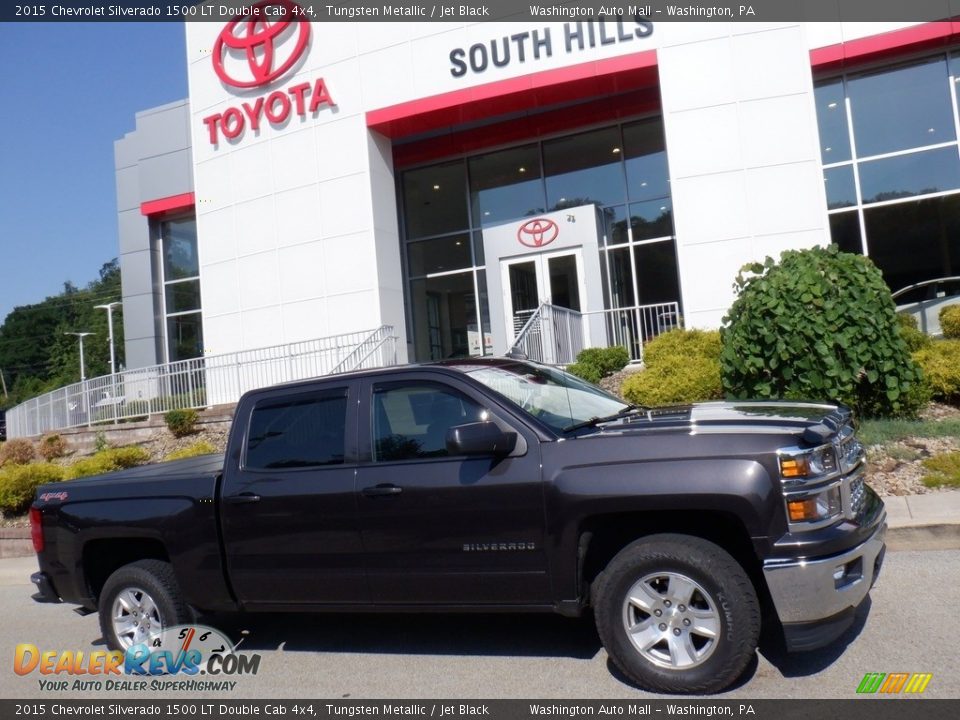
[95, 302, 121, 375]
[64, 332, 94, 381]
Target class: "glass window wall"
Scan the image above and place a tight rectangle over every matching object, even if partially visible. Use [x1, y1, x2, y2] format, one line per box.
[816, 53, 960, 293]
[400, 117, 680, 362]
[160, 217, 203, 362]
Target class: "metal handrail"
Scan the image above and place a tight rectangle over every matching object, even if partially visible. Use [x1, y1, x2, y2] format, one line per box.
[5, 326, 398, 439]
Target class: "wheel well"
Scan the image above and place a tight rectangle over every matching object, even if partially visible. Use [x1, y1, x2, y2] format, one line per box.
[579, 511, 770, 608]
[82, 539, 170, 600]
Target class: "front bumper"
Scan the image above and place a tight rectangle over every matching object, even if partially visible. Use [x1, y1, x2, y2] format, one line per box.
[763, 513, 886, 650]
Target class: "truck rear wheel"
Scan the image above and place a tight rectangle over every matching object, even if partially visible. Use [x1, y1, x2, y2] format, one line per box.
[592, 534, 760, 694]
[98, 560, 191, 651]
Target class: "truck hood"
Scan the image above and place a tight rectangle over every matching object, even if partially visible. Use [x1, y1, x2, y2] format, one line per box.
[595, 401, 850, 438]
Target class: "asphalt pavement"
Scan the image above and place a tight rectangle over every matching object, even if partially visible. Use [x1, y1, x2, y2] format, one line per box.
[0, 549, 958, 700]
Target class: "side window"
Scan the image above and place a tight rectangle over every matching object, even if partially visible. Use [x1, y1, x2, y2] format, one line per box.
[372, 382, 486, 462]
[246, 389, 348, 470]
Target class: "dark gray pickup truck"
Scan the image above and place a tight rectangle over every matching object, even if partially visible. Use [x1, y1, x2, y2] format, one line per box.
[30, 358, 886, 694]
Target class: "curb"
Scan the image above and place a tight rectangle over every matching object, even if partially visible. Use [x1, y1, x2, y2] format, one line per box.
[885, 522, 960, 551]
[0, 528, 31, 559]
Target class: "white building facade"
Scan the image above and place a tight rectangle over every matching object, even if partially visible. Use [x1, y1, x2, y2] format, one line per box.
[116, 14, 960, 368]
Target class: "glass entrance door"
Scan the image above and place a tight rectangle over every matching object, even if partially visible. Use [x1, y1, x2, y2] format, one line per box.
[501, 249, 585, 345]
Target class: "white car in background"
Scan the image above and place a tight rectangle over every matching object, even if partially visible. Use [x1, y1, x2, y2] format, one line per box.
[893, 276, 960, 336]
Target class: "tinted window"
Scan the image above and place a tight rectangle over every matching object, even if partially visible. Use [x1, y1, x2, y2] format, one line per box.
[813, 80, 851, 163]
[402, 161, 469, 239]
[372, 383, 485, 462]
[848, 57, 955, 157]
[543, 127, 626, 209]
[246, 391, 348, 470]
[858, 146, 960, 204]
[469, 144, 545, 226]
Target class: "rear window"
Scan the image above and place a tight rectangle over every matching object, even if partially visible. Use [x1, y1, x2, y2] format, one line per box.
[245, 389, 348, 470]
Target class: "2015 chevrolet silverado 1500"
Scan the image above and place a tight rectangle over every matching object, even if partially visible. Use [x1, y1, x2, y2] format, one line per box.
[29, 358, 886, 694]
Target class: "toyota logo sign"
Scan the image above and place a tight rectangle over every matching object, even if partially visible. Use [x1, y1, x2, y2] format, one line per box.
[517, 218, 560, 248]
[213, 0, 311, 89]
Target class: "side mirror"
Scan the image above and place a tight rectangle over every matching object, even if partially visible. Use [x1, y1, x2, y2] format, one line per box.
[446, 422, 517, 457]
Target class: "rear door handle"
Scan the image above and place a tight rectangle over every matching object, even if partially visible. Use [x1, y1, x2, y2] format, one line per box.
[225, 493, 261, 505]
[362, 484, 403, 497]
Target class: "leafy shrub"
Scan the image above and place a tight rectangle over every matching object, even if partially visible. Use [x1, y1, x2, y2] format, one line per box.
[165, 441, 218, 462]
[643, 329, 721, 367]
[941, 305, 960, 339]
[566, 346, 630, 385]
[921, 451, 960, 488]
[94, 431, 108, 453]
[164, 409, 199, 438]
[720, 246, 926, 418]
[896, 314, 931, 353]
[38, 434, 69, 461]
[621, 329, 723, 406]
[622, 356, 723, 407]
[0, 438, 36, 467]
[65, 447, 151, 480]
[0, 463, 66, 515]
[912, 340, 960, 404]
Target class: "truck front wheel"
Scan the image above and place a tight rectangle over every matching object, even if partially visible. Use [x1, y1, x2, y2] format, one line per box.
[592, 534, 760, 694]
[98, 560, 192, 651]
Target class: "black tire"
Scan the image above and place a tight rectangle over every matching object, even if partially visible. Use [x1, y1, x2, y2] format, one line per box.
[98, 559, 192, 651]
[592, 534, 760, 694]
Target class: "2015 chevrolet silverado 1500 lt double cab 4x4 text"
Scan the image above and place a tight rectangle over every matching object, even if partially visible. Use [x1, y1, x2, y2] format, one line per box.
[28, 358, 886, 694]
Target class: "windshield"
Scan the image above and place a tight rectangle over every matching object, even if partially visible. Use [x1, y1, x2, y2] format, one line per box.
[450, 362, 629, 434]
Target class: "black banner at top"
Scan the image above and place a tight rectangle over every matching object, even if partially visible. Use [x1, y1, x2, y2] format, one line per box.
[4, 0, 960, 23]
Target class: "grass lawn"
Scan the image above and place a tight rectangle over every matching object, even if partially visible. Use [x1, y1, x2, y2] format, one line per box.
[858, 417, 960, 446]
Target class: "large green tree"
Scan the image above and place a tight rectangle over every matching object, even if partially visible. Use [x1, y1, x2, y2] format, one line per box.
[0, 260, 124, 409]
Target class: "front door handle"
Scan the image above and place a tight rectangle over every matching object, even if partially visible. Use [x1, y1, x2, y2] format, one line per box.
[362, 484, 403, 497]
[225, 493, 261, 505]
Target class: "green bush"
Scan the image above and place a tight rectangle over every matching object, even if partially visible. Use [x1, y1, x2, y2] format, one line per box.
[941, 305, 960, 339]
[622, 355, 723, 406]
[38, 434, 68, 461]
[566, 346, 630, 385]
[65, 447, 151, 480]
[720, 246, 926, 418]
[642, 329, 721, 367]
[620, 329, 724, 406]
[896, 314, 931, 353]
[94, 431, 108, 453]
[165, 441, 218, 462]
[0, 438, 36, 467]
[164, 409, 199, 438]
[913, 340, 960, 404]
[0, 463, 66, 515]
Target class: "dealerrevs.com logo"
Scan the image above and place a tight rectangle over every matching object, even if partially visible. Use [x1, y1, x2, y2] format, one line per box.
[13, 625, 261, 692]
[213, 0, 310, 88]
[203, 0, 336, 145]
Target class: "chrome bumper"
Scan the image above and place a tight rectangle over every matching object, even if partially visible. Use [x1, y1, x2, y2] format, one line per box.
[762, 514, 886, 624]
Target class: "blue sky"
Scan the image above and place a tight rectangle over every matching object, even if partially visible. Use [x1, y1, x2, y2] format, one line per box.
[0, 22, 188, 324]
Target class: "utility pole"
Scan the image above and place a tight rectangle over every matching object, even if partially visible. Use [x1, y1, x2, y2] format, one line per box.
[0, 367, 7, 399]
[94, 302, 121, 375]
[65, 332, 94, 381]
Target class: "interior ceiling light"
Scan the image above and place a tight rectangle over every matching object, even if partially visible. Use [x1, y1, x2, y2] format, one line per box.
[433, 184, 440, 190]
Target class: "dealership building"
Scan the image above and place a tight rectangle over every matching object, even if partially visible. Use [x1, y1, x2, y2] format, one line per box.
[115, 14, 960, 371]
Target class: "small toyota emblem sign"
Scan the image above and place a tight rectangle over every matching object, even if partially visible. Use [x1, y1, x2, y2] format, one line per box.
[213, 0, 311, 89]
[517, 218, 559, 248]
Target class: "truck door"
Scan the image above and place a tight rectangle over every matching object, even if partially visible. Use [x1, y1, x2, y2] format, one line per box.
[220, 382, 366, 606]
[356, 373, 550, 605]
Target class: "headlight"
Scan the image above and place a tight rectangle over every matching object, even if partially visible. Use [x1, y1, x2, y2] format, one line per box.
[786, 486, 842, 523]
[779, 444, 838, 479]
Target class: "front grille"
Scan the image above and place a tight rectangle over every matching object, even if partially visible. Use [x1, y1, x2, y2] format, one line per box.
[849, 474, 866, 516]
